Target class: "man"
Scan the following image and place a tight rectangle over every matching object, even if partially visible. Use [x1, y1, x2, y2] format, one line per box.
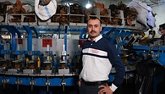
[79, 17, 125, 94]
[152, 23, 165, 45]
[159, 23, 165, 41]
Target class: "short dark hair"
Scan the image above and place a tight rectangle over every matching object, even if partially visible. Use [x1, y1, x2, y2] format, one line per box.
[87, 17, 102, 24]
[159, 23, 165, 29]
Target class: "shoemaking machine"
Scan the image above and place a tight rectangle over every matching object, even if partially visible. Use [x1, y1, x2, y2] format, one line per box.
[0, 0, 165, 94]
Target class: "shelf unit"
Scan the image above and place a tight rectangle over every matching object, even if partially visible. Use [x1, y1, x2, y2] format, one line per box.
[0, 4, 138, 27]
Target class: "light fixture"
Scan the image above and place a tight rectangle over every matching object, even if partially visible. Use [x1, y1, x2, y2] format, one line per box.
[85, 0, 92, 9]
[64, 2, 73, 6]
[61, 0, 74, 6]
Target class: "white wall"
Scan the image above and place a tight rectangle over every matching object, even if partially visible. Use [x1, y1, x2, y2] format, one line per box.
[153, 2, 165, 27]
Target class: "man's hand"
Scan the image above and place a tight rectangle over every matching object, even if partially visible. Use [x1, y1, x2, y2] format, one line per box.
[98, 84, 113, 94]
[78, 79, 81, 87]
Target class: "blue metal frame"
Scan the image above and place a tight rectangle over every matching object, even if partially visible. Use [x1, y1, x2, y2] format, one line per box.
[64, 26, 68, 52]
[0, 74, 78, 86]
[23, 26, 33, 51]
[0, 25, 22, 52]
[31, 27, 39, 38]
[133, 45, 165, 66]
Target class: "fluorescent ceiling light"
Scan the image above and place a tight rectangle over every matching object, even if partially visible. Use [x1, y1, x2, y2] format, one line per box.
[85, 1, 92, 9]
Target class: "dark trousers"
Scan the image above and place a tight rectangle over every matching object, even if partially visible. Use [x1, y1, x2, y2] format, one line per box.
[79, 79, 108, 94]
[79, 82, 99, 94]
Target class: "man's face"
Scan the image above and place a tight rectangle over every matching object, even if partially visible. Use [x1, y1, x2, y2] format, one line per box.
[87, 19, 102, 39]
[159, 27, 165, 35]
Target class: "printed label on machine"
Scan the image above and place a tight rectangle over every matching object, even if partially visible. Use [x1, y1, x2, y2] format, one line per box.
[42, 39, 52, 47]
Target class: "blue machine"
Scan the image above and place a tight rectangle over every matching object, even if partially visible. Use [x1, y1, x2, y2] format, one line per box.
[133, 45, 165, 66]
[0, 23, 165, 94]
[0, 25, 80, 94]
